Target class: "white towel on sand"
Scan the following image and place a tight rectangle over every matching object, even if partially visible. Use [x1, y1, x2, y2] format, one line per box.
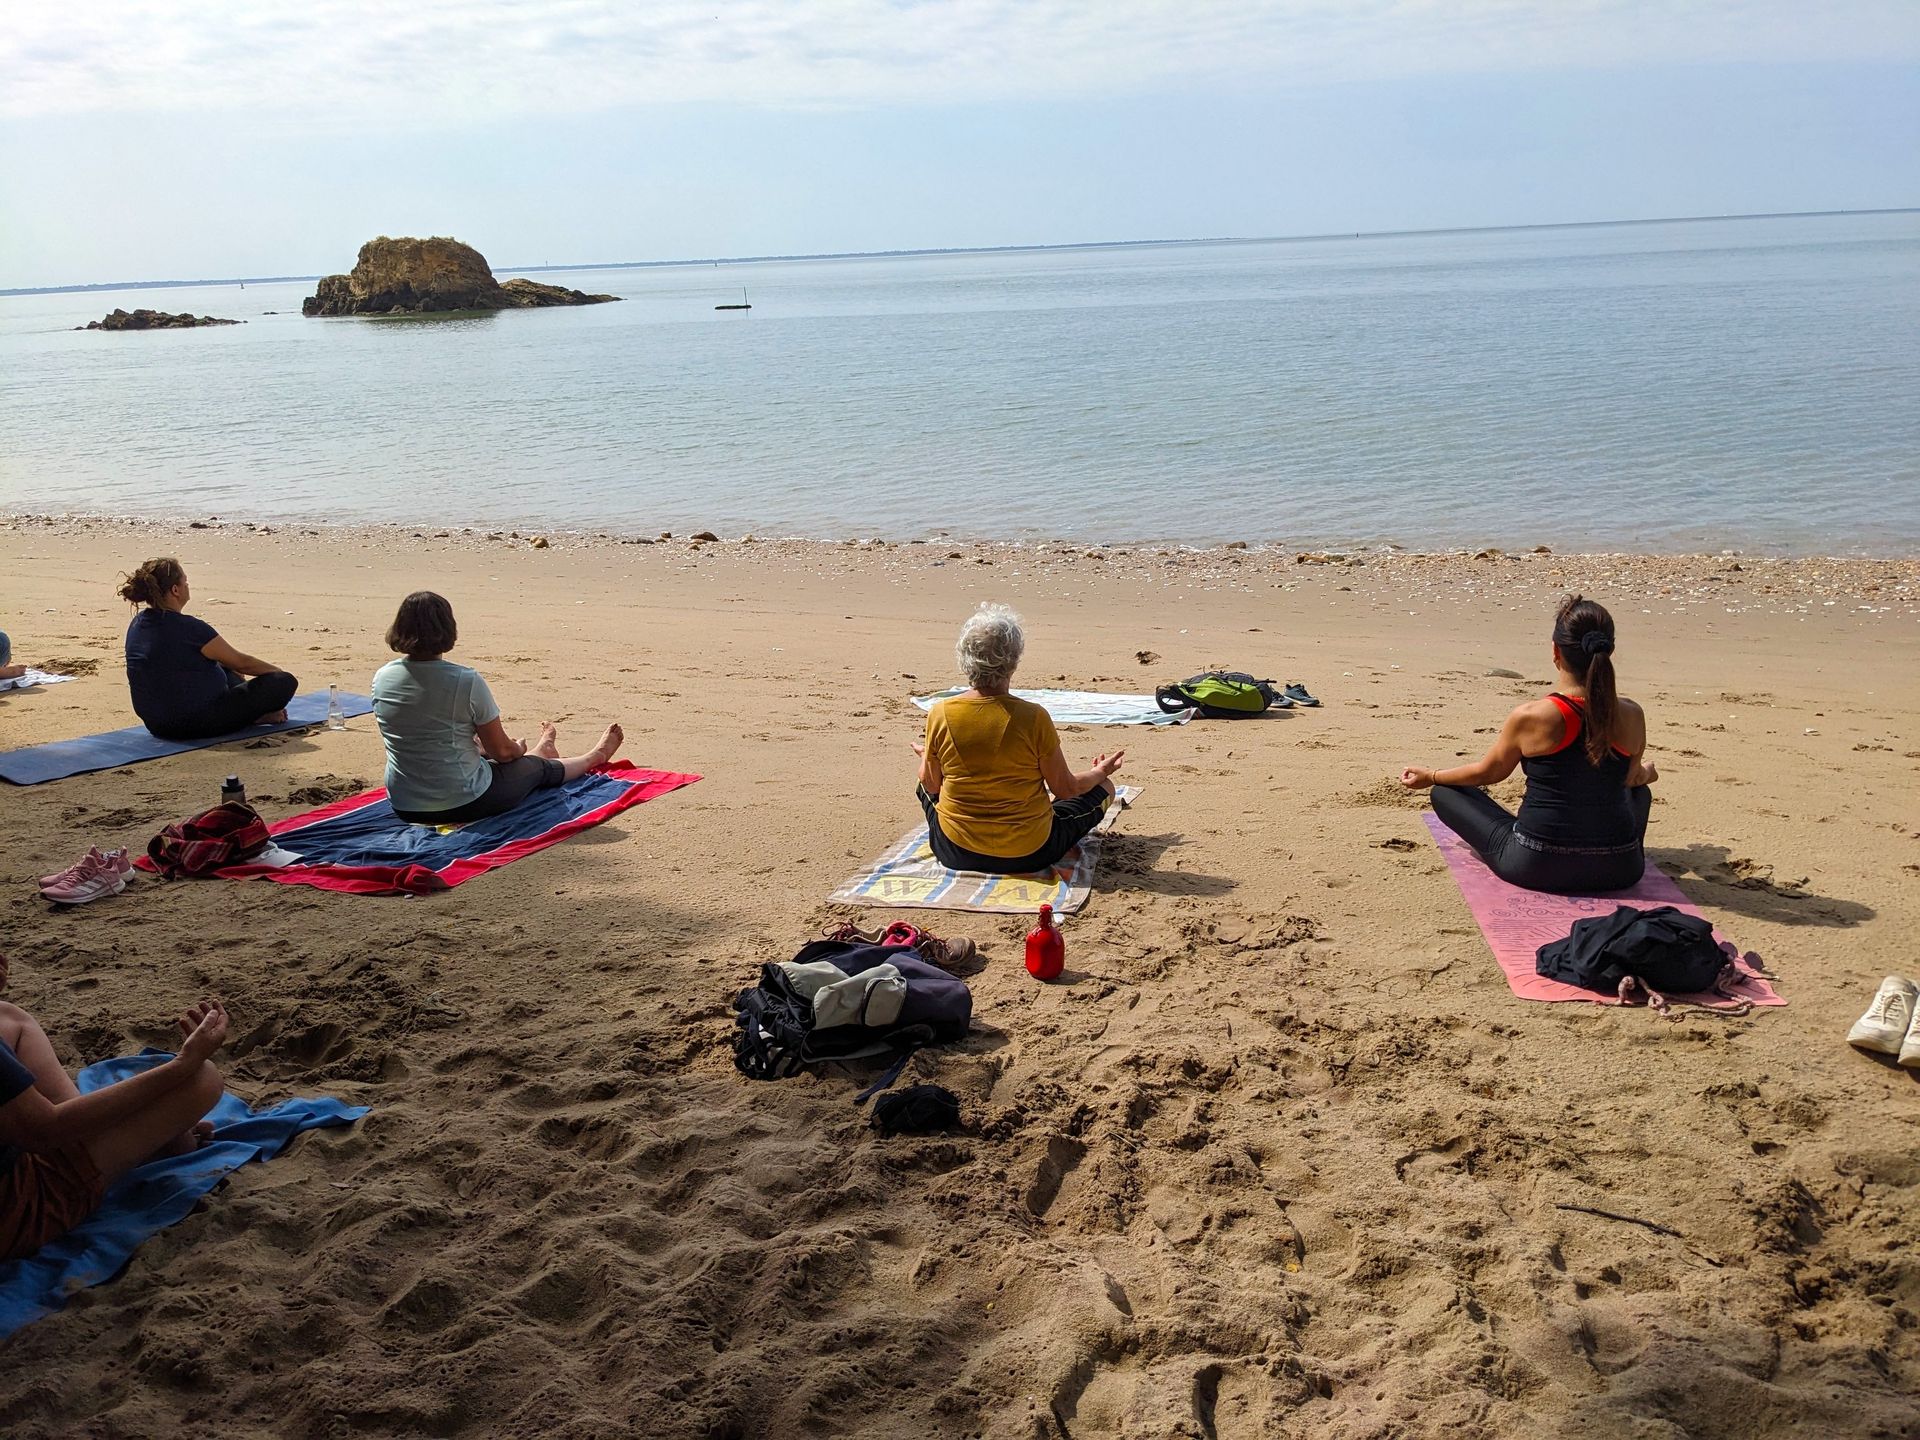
[912, 688, 1191, 726]
[0, 669, 76, 693]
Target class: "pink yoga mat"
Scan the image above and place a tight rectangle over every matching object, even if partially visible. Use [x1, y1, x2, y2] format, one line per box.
[1422, 812, 1784, 1007]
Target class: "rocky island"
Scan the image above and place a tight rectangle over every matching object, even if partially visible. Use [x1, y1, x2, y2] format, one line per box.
[77, 309, 241, 330]
[301, 236, 620, 316]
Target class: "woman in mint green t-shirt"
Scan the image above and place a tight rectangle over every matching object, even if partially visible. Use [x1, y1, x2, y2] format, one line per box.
[371, 592, 623, 824]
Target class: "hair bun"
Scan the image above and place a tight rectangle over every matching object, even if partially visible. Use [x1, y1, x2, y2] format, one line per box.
[1580, 630, 1615, 657]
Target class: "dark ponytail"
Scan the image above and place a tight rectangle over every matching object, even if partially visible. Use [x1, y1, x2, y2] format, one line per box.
[117, 557, 185, 608]
[1553, 595, 1618, 765]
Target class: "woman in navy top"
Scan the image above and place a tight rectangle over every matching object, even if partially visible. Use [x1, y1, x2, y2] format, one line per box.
[1399, 595, 1658, 894]
[119, 558, 298, 739]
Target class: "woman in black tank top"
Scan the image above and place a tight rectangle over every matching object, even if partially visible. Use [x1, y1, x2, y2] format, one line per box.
[1399, 596, 1658, 894]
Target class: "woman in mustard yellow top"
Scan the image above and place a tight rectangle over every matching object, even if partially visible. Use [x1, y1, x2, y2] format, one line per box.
[912, 604, 1125, 873]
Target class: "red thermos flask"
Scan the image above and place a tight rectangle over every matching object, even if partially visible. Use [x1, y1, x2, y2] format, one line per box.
[1025, 904, 1065, 980]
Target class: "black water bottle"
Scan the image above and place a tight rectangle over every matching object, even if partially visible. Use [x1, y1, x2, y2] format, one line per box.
[221, 775, 245, 807]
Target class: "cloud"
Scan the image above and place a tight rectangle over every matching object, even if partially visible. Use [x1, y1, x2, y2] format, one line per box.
[4, 0, 1916, 121]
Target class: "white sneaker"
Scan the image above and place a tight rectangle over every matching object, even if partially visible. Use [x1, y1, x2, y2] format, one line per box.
[1901, 1000, 1920, 1070]
[1848, 976, 1918, 1056]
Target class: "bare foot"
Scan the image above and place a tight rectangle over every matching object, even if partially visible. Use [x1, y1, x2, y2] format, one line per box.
[533, 722, 561, 759]
[0, 664, 25, 682]
[590, 723, 624, 766]
[261, 709, 288, 724]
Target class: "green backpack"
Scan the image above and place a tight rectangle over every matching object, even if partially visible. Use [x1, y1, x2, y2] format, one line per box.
[1155, 671, 1286, 718]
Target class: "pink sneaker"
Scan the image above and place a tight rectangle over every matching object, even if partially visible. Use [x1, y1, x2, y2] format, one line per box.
[39, 846, 106, 888]
[40, 850, 128, 905]
[39, 847, 130, 889]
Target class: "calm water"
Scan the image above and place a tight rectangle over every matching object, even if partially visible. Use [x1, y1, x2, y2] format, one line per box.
[3, 213, 1917, 554]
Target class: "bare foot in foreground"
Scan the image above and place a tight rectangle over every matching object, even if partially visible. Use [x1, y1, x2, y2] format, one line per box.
[260, 709, 288, 724]
[533, 722, 561, 759]
[590, 723, 624, 766]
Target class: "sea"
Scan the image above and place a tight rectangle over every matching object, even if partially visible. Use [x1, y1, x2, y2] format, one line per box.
[2, 211, 1916, 555]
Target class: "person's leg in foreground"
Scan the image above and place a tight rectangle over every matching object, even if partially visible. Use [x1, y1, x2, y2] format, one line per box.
[0, 1001, 226, 1260]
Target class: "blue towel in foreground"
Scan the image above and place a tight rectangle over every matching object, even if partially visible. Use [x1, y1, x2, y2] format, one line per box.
[0, 690, 374, 785]
[0, 1051, 367, 1338]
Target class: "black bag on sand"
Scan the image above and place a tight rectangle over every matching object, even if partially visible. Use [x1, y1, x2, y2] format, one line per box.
[732, 940, 972, 1098]
[871, 1085, 962, 1137]
[1536, 905, 1729, 997]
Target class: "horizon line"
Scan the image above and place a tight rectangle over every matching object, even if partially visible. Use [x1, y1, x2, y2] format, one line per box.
[4, 205, 1914, 297]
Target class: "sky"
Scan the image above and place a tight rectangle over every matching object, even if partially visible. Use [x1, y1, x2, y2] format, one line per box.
[2, 1, 1917, 288]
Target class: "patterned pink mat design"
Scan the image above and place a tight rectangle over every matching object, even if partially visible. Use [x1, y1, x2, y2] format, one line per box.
[1422, 812, 1785, 1007]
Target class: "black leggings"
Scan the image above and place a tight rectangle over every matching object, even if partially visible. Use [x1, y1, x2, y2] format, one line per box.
[918, 784, 1111, 874]
[148, 671, 299, 740]
[394, 755, 566, 825]
[1431, 784, 1653, 895]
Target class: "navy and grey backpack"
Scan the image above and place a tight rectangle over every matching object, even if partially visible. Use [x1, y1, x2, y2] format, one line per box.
[732, 940, 973, 1098]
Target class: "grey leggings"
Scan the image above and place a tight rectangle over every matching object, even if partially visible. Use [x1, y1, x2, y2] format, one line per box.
[393, 755, 566, 825]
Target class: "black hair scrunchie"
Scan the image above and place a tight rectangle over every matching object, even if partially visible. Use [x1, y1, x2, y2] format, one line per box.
[1580, 630, 1615, 657]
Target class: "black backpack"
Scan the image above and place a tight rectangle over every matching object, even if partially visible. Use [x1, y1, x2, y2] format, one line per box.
[1154, 671, 1286, 718]
[1535, 905, 1729, 997]
[732, 940, 973, 1097]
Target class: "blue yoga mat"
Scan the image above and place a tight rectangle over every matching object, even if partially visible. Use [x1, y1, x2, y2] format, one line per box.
[0, 1051, 366, 1338]
[0, 690, 373, 786]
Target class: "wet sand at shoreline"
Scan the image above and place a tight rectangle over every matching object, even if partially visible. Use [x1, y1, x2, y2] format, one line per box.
[2, 515, 1916, 1438]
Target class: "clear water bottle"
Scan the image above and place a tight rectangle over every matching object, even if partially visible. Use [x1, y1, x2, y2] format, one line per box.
[221, 775, 245, 806]
[326, 684, 346, 730]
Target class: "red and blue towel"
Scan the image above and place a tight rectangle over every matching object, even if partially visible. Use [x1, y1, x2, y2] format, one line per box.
[142, 762, 700, 895]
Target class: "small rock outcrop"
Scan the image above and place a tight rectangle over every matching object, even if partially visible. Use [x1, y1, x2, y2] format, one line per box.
[497, 277, 620, 308]
[302, 236, 619, 316]
[78, 309, 241, 331]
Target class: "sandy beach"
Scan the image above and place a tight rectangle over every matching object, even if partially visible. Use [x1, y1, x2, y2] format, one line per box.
[1, 513, 1916, 1439]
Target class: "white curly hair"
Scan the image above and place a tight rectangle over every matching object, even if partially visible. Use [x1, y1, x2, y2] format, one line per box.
[955, 602, 1025, 692]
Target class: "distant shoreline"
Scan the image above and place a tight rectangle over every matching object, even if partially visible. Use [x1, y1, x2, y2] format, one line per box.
[6, 509, 1919, 567]
[5, 206, 1913, 299]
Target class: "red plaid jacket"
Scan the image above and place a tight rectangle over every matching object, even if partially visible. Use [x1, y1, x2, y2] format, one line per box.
[147, 803, 272, 878]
